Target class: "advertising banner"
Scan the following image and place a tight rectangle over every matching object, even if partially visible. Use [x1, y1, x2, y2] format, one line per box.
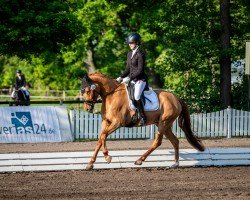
[0, 106, 62, 143]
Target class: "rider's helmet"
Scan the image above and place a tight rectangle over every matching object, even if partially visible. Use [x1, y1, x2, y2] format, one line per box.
[127, 32, 141, 44]
[16, 69, 22, 74]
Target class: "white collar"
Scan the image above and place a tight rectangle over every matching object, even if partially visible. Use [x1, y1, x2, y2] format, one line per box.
[131, 46, 139, 58]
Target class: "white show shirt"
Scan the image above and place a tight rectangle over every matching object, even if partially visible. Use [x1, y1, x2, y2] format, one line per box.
[131, 46, 139, 58]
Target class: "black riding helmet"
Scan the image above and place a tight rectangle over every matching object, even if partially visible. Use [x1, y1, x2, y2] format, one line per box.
[127, 32, 141, 44]
[16, 69, 22, 74]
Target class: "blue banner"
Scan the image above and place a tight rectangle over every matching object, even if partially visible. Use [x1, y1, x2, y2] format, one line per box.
[0, 106, 61, 143]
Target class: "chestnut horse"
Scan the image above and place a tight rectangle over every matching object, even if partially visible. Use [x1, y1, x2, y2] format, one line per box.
[81, 72, 205, 170]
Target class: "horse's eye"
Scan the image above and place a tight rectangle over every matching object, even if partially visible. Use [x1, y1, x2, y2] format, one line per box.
[85, 89, 91, 94]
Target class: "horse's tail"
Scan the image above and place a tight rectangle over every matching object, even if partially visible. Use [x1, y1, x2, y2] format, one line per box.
[178, 99, 205, 151]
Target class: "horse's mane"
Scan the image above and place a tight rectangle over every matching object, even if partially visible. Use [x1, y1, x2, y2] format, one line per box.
[89, 72, 115, 82]
[89, 72, 119, 94]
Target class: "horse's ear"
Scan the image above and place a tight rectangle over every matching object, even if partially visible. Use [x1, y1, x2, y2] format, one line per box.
[80, 73, 88, 83]
[82, 73, 92, 83]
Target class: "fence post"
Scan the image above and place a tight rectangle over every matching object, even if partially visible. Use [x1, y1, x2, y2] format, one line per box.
[69, 110, 76, 140]
[227, 106, 232, 138]
[150, 125, 154, 139]
[63, 90, 66, 101]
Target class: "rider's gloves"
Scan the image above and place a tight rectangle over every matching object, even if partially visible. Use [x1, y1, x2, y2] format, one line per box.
[116, 77, 123, 83]
[122, 77, 130, 84]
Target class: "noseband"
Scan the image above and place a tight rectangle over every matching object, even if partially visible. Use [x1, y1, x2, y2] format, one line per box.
[81, 86, 102, 108]
[84, 99, 100, 107]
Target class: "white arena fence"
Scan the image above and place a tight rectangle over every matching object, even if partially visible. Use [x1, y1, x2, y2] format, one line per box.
[70, 108, 250, 140]
[0, 89, 81, 100]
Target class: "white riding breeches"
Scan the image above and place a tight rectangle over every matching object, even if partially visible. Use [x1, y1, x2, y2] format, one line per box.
[11, 87, 30, 98]
[11, 91, 15, 98]
[22, 87, 29, 96]
[134, 80, 146, 101]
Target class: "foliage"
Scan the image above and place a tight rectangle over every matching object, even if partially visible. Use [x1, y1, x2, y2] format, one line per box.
[0, 0, 81, 57]
[231, 75, 249, 111]
[0, 0, 249, 112]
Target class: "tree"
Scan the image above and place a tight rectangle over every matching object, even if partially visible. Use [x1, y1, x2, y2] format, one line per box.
[61, 0, 127, 74]
[0, 0, 248, 112]
[0, 0, 81, 58]
[220, 0, 231, 108]
[130, 0, 222, 112]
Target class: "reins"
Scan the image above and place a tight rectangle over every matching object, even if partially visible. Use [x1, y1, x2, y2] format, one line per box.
[81, 73, 126, 108]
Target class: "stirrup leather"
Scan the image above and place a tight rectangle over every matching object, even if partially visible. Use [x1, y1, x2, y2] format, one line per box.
[136, 100, 146, 126]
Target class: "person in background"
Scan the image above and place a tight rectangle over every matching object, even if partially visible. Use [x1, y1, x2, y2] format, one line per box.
[116, 32, 148, 126]
[11, 69, 29, 99]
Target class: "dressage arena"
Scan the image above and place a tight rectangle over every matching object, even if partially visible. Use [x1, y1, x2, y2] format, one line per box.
[0, 139, 249, 199]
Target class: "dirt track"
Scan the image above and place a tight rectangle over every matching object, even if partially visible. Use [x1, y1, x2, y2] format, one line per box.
[0, 167, 249, 200]
[0, 138, 249, 200]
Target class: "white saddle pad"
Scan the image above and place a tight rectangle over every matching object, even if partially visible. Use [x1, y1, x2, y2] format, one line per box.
[126, 88, 159, 111]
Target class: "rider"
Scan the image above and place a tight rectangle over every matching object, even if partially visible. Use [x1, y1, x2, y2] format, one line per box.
[11, 69, 29, 99]
[116, 32, 148, 126]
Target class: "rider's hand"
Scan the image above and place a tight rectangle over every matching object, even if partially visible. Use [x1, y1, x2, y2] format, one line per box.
[116, 77, 123, 83]
[122, 77, 130, 84]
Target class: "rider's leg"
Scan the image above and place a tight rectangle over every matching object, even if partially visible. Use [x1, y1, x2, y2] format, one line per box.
[22, 87, 29, 97]
[11, 91, 15, 98]
[21, 90, 27, 100]
[135, 99, 146, 126]
[134, 80, 146, 126]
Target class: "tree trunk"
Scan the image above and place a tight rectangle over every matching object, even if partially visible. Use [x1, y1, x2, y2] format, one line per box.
[84, 49, 96, 73]
[220, 0, 231, 108]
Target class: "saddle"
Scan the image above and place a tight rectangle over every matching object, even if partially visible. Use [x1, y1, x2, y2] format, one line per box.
[125, 82, 159, 111]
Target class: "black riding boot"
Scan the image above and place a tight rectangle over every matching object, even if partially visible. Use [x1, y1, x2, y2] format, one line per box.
[136, 99, 146, 126]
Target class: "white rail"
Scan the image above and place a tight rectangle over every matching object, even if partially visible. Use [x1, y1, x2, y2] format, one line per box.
[0, 148, 249, 172]
[70, 108, 250, 140]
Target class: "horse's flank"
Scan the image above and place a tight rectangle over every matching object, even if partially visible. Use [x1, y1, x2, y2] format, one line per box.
[88, 72, 181, 127]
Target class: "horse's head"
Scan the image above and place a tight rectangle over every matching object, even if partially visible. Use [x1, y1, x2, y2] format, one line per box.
[80, 74, 100, 112]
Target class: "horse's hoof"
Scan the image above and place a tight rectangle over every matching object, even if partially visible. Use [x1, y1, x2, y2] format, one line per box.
[105, 155, 112, 164]
[86, 163, 94, 170]
[134, 160, 142, 165]
[171, 161, 179, 168]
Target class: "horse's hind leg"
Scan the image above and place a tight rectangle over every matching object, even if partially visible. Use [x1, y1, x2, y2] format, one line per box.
[164, 128, 179, 167]
[135, 130, 163, 165]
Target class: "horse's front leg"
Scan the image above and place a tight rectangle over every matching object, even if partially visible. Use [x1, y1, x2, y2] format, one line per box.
[86, 119, 119, 170]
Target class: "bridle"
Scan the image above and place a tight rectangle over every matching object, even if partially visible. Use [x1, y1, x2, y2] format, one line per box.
[80, 74, 118, 110]
[84, 97, 102, 107]
[81, 85, 102, 109]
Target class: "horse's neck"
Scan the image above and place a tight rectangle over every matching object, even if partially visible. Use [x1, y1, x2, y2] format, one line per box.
[90, 74, 118, 98]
